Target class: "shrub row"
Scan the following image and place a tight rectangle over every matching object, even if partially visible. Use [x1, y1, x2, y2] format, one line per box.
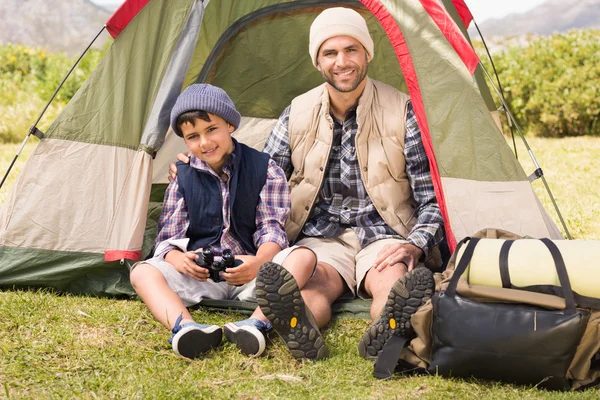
[0, 44, 105, 142]
[1, 30, 599, 142]
[477, 29, 600, 137]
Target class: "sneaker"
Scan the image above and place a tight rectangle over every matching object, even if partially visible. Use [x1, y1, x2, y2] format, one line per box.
[223, 318, 271, 356]
[256, 262, 328, 361]
[358, 266, 435, 361]
[170, 314, 222, 359]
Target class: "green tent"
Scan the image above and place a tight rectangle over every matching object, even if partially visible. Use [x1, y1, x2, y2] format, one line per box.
[0, 0, 562, 299]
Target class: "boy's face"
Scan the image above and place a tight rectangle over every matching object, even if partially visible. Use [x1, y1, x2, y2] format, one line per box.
[180, 113, 235, 174]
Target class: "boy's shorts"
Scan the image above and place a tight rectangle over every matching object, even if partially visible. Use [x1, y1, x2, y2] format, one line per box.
[134, 256, 255, 307]
[273, 228, 408, 299]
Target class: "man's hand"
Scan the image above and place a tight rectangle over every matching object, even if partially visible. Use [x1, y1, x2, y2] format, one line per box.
[221, 255, 262, 286]
[168, 152, 191, 182]
[165, 249, 209, 281]
[372, 243, 423, 272]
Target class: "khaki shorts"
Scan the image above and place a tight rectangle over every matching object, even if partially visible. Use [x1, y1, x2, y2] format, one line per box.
[273, 229, 408, 299]
[132, 256, 255, 307]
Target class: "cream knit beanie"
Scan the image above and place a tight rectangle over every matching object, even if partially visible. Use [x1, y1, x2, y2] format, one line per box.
[309, 7, 374, 68]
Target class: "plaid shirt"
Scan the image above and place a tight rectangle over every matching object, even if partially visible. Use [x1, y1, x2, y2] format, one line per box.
[263, 101, 443, 256]
[155, 155, 290, 257]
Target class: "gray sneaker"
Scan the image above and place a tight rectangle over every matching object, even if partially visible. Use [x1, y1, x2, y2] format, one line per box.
[358, 267, 435, 361]
[169, 314, 222, 359]
[223, 318, 271, 356]
[256, 262, 328, 361]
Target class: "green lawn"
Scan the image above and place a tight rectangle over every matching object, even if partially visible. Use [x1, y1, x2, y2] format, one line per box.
[1, 137, 599, 399]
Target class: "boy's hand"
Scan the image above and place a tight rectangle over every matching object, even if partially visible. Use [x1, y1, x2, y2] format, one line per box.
[222, 255, 261, 286]
[168, 152, 191, 182]
[166, 250, 209, 281]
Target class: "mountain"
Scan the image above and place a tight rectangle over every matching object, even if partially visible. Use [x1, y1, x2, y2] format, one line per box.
[0, 0, 110, 54]
[471, 0, 600, 37]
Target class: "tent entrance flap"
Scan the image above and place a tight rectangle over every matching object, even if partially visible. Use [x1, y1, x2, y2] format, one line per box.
[195, 0, 406, 120]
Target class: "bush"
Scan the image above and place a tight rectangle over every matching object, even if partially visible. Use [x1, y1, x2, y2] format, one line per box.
[478, 30, 600, 137]
[0, 43, 105, 143]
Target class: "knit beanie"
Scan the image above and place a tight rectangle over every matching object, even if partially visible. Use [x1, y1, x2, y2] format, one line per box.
[309, 7, 374, 68]
[170, 83, 241, 137]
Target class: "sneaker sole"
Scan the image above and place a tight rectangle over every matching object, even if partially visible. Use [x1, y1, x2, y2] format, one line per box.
[358, 267, 434, 361]
[256, 262, 328, 361]
[172, 325, 222, 359]
[223, 324, 266, 356]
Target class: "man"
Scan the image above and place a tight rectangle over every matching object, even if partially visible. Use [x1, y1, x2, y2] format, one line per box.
[171, 7, 443, 362]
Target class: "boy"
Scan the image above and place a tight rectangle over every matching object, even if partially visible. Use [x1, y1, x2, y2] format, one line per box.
[130, 84, 308, 360]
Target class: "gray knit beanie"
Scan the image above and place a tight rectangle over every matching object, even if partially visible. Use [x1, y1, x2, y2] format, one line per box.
[170, 84, 241, 137]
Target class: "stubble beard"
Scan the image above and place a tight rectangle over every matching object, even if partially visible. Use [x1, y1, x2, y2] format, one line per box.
[320, 58, 369, 93]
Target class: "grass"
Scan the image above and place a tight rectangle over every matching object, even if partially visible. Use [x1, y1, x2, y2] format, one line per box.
[1, 137, 599, 398]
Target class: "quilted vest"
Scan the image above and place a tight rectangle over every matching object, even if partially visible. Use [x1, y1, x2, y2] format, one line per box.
[286, 77, 417, 242]
[176, 139, 270, 253]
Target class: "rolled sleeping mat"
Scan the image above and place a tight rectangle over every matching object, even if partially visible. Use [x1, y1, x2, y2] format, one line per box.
[455, 239, 600, 308]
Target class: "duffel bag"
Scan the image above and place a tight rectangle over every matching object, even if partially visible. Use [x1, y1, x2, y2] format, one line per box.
[374, 229, 600, 390]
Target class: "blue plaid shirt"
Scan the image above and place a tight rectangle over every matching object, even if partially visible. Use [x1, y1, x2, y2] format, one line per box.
[263, 100, 443, 256]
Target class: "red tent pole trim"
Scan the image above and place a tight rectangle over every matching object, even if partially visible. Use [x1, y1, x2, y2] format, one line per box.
[106, 0, 151, 39]
[418, 0, 479, 75]
[105, 250, 142, 262]
[451, 0, 474, 29]
[359, 0, 456, 251]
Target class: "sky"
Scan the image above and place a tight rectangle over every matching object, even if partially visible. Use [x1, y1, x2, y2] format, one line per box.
[90, 0, 549, 23]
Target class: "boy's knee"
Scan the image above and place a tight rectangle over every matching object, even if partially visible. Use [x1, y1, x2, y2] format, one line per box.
[129, 262, 154, 288]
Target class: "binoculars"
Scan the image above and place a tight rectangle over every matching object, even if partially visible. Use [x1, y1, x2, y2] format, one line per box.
[194, 247, 243, 282]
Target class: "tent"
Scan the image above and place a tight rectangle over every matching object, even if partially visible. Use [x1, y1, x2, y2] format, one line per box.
[0, 0, 563, 298]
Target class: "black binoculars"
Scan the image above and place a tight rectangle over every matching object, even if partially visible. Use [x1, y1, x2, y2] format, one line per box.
[194, 247, 243, 282]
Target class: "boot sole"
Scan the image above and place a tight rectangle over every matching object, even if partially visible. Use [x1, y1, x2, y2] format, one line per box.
[256, 262, 328, 361]
[358, 267, 434, 361]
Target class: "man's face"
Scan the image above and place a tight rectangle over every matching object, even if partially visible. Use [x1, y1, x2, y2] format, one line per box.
[181, 113, 235, 173]
[316, 35, 369, 93]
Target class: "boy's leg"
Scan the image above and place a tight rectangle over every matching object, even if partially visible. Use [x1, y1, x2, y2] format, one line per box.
[130, 260, 224, 359]
[130, 263, 191, 329]
[355, 239, 435, 361]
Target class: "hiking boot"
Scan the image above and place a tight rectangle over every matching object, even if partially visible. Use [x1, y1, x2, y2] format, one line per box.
[256, 262, 328, 361]
[223, 318, 271, 356]
[358, 266, 434, 361]
[170, 314, 222, 359]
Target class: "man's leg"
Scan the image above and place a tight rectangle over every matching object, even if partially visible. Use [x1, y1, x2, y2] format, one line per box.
[364, 262, 407, 322]
[223, 248, 320, 357]
[355, 239, 435, 361]
[256, 236, 355, 361]
[300, 262, 346, 328]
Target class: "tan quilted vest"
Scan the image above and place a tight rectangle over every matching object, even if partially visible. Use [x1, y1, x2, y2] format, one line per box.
[286, 77, 418, 243]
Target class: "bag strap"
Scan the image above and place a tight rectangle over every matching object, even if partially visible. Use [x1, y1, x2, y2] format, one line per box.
[499, 240, 514, 288]
[498, 238, 577, 313]
[373, 335, 411, 379]
[446, 237, 480, 296]
[539, 238, 578, 313]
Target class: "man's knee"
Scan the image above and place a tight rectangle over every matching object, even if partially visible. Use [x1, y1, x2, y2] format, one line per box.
[280, 247, 318, 287]
[303, 262, 345, 303]
[364, 262, 407, 297]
